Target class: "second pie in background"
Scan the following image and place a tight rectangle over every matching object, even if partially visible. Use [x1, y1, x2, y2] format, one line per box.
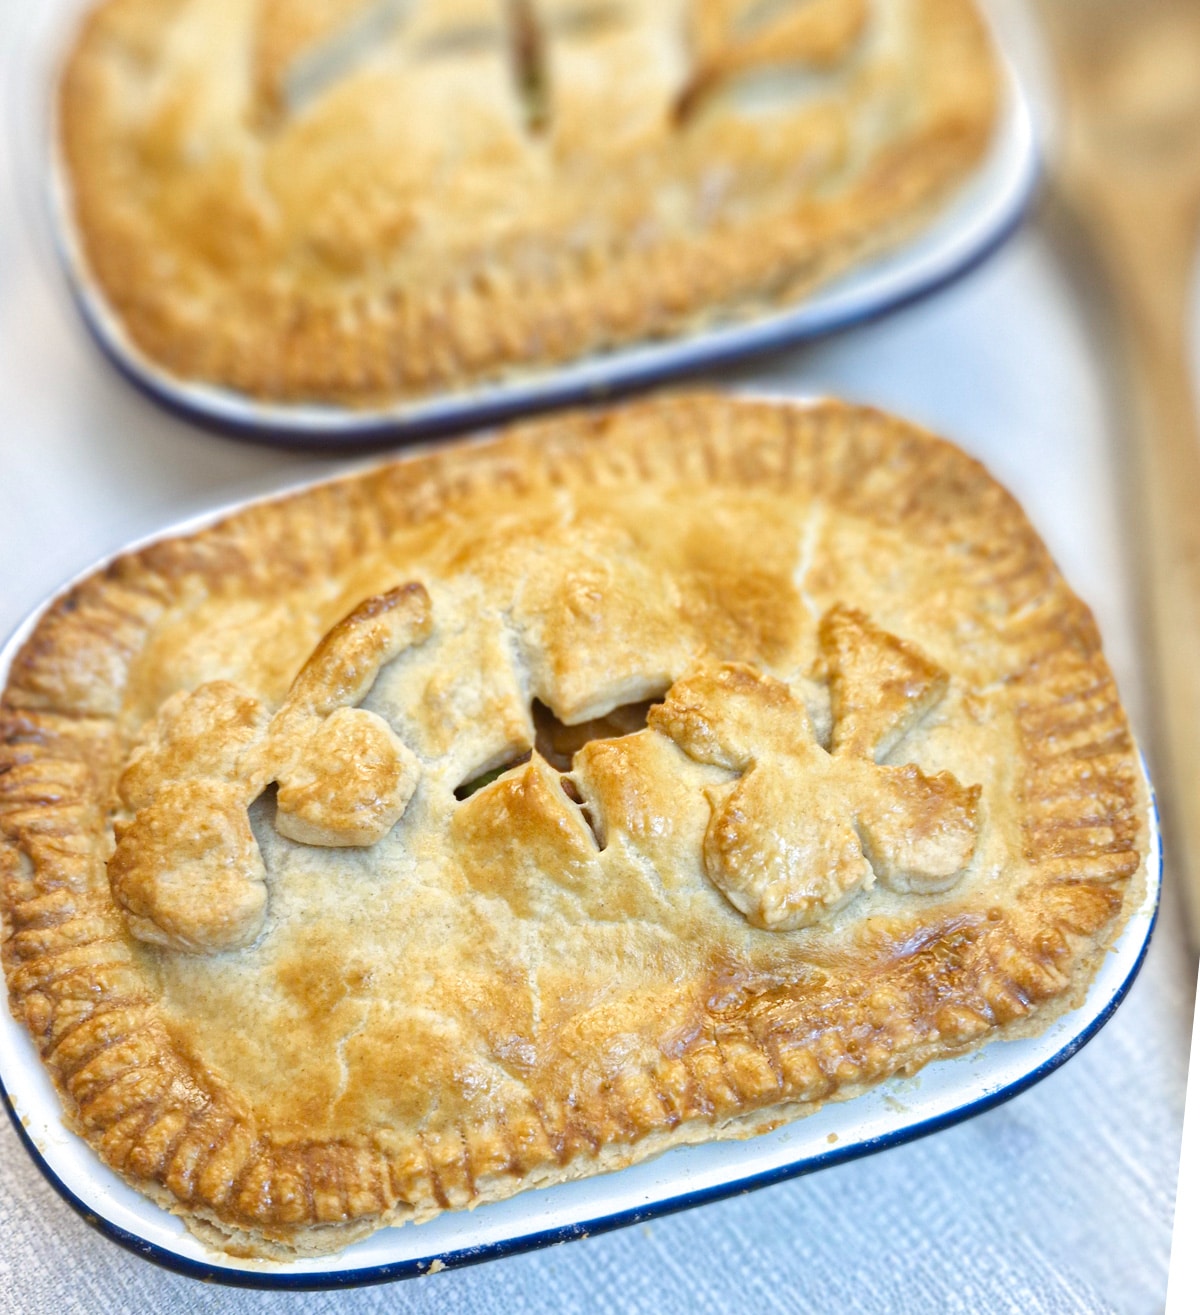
[58, 0, 1003, 418]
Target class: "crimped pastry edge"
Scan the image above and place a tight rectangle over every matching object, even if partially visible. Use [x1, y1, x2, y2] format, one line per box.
[0, 395, 1149, 1257]
[156, 918, 1150, 1262]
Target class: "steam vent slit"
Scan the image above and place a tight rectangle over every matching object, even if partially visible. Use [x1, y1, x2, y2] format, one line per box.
[451, 698, 659, 829]
[454, 752, 533, 800]
[508, 0, 550, 132]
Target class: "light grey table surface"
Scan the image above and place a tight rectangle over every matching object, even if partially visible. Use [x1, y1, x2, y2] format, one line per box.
[0, 8, 1195, 1312]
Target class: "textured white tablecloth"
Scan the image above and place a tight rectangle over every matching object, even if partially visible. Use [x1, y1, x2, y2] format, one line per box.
[0, 8, 1194, 1311]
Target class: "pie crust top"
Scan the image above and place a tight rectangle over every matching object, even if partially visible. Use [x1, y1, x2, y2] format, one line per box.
[59, 0, 999, 406]
[0, 396, 1147, 1258]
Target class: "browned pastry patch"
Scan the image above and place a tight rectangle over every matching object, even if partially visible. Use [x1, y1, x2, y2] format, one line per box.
[0, 397, 1146, 1258]
[59, 0, 1000, 406]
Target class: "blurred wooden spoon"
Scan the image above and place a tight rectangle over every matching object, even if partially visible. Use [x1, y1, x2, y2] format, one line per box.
[1035, 0, 1200, 941]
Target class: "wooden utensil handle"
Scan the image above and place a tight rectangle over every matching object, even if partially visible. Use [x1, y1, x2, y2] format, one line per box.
[1091, 198, 1200, 940]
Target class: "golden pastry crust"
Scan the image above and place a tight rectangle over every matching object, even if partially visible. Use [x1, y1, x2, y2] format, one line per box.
[59, 0, 1000, 407]
[0, 396, 1147, 1258]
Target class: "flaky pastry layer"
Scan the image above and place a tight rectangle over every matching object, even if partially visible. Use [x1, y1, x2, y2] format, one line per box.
[59, 0, 999, 406]
[0, 396, 1146, 1257]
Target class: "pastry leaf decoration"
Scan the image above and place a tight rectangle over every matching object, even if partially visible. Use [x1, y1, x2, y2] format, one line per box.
[649, 605, 981, 931]
[108, 585, 431, 954]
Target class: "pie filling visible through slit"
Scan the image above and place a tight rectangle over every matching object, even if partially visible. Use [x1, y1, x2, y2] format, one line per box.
[0, 396, 1147, 1258]
[59, 0, 1000, 406]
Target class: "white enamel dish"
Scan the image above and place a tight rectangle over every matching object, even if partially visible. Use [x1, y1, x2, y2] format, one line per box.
[0, 484, 1162, 1290]
[17, 0, 1048, 448]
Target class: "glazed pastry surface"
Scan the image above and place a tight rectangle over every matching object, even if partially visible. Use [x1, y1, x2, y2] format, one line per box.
[0, 397, 1146, 1257]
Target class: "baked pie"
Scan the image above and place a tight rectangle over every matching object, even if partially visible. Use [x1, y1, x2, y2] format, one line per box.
[0, 396, 1147, 1257]
[59, 0, 1000, 406]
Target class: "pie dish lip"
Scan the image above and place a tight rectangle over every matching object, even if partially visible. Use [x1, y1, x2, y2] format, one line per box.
[0, 448, 1161, 1289]
[29, 0, 1047, 451]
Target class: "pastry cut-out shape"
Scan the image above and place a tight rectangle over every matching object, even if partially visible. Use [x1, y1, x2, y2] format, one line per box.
[650, 605, 981, 930]
[108, 779, 271, 955]
[108, 584, 432, 953]
[264, 584, 432, 845]
[109, 682, 272, 953]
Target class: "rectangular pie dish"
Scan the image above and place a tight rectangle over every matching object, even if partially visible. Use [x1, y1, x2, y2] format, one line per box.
[0, 394, 1160, 1287]
[18, 0, 1046, 448]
